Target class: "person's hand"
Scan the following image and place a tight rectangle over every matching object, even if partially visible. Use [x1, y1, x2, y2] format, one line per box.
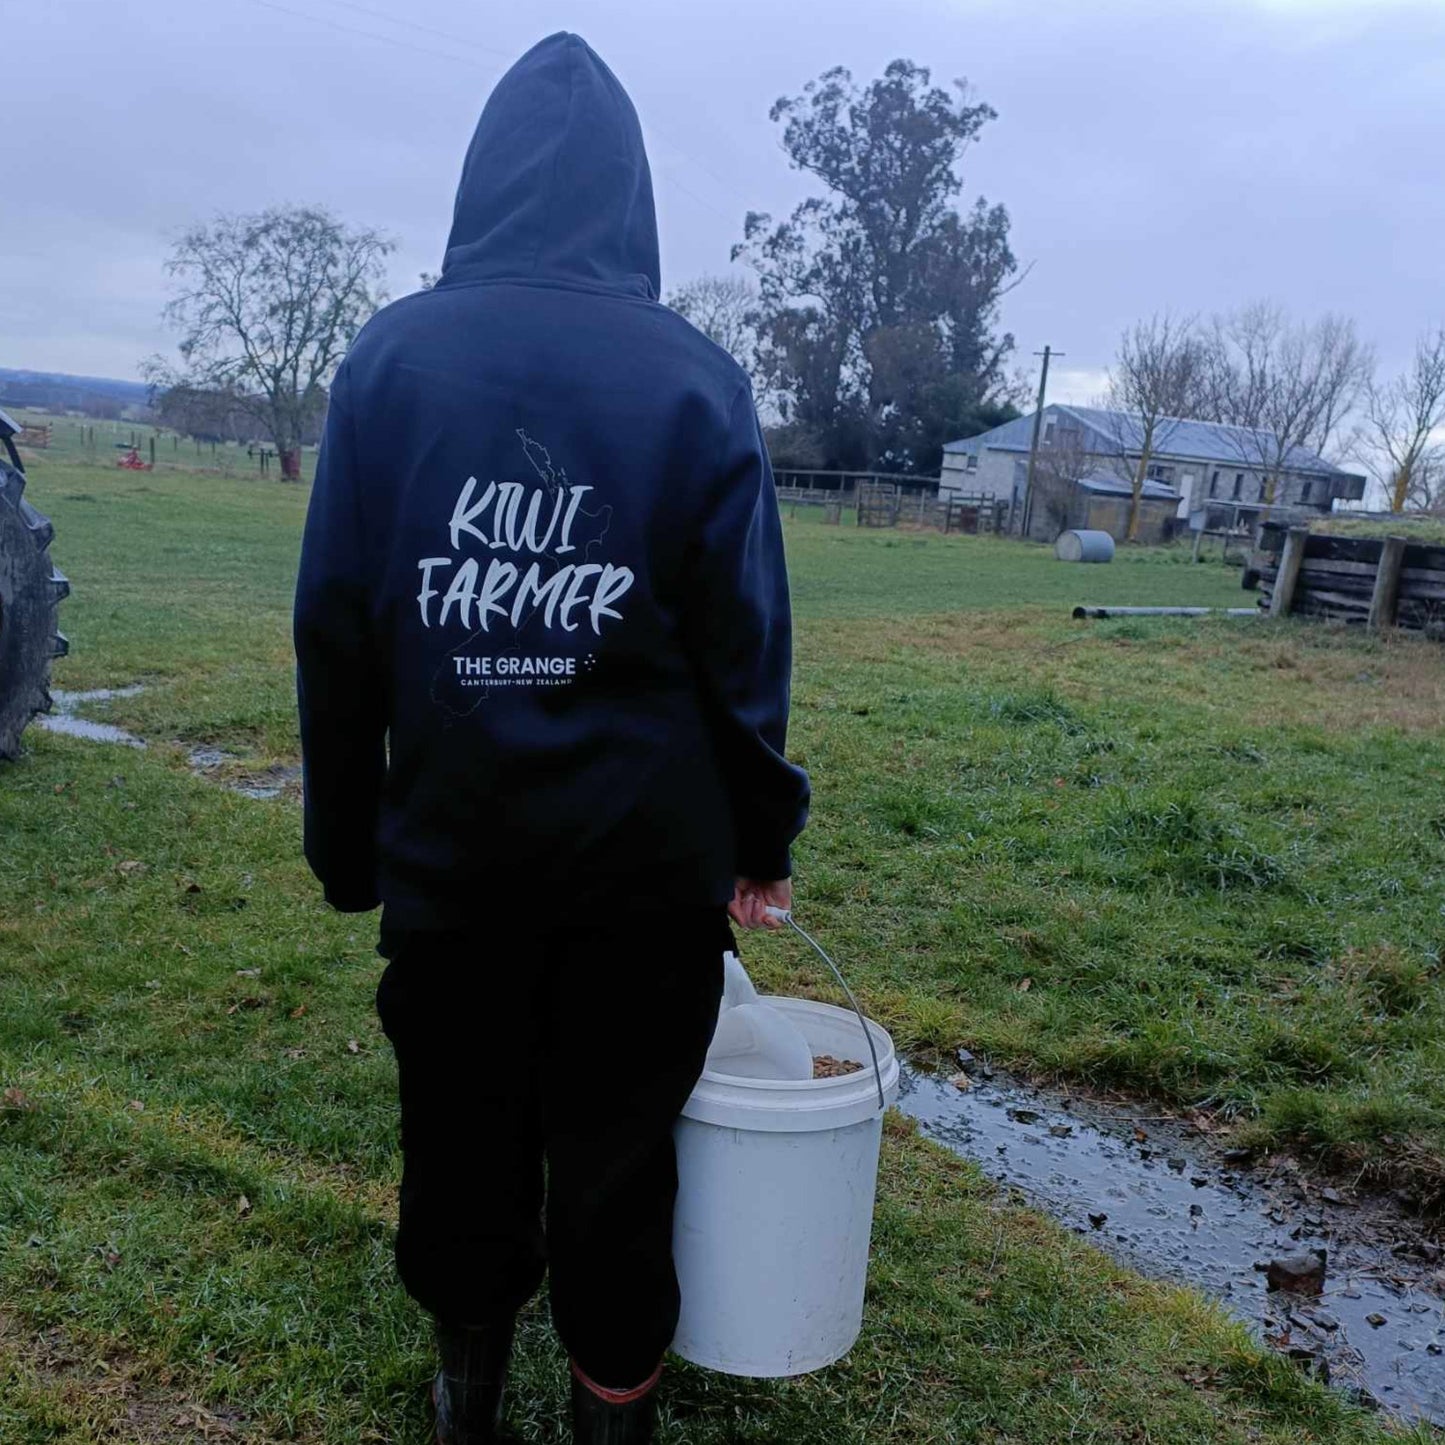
[729, 877, 792, 932]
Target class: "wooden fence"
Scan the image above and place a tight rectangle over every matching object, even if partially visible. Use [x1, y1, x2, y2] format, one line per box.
[774, 475, 1009, 535]
[776, 487, 847, 523]
[941, 493, 1011, 535]
[1251, 525, 1445, 635]
[18, 423, 52, 449]
[774, 467, 933, 496]
[856, 481, 901, 527]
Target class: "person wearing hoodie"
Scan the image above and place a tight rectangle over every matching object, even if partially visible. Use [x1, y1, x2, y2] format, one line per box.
[293, 31, 809, 1445]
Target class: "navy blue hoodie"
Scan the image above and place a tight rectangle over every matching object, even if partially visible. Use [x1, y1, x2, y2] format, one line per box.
[294, 33, 809, 924]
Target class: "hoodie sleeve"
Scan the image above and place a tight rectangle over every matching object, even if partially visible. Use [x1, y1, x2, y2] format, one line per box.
[293, 365, 386, 913]
[685, 383, 811, 882]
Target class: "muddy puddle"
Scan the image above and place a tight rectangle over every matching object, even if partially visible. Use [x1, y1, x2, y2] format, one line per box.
[35, 689, 297, 801]
[898, 1066, 1444, 1425]
[38, 688, 146, 747]
[186, 746, 300, 801]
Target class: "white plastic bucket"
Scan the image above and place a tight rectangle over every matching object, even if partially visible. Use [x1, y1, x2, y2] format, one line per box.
[671, 995, 900, 1377]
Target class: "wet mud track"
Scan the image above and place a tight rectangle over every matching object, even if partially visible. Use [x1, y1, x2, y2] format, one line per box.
[898, 1066, 1445, 1425]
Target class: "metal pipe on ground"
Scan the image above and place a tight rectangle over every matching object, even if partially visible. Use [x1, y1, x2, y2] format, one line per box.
[1072, 606, 1264, 620]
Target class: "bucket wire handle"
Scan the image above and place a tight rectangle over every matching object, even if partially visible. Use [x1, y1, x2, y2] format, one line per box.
[765, 907, 887, 1113]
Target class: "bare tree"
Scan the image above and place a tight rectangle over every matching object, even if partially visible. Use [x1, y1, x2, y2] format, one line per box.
[668, 274, 758, 359]
[1411, 454, 1445, 513]
[1028, 428, 1096, 540]
[1364, 326, 1445, 513]
[150, 206, 393, 480]
[1103, 313, 1203, 540]
[151, 382, 258, 444]
[668, 273, 783, 418]
[1194, 304, 1372, 510]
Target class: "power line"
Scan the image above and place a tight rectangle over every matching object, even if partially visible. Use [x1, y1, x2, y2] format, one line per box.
[310, 0, 758, 211]
[311, 0, 514, 58]
[245, 0, 492, 70]
[242, 0, 753, 246]
[652, 150, 737, 225]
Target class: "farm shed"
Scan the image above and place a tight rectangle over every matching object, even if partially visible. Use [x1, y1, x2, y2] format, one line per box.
[942, 404, 1366, 533]
[1024, 471, 1181, 545]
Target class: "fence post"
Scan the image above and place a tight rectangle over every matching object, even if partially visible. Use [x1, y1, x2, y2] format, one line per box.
[1368, 535, 1407, 630]
[1270, 526, 1309, 617]
[149, 436, 155, 467]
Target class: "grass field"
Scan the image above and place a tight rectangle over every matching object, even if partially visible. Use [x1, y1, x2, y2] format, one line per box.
[2, 441, 1441, 1443]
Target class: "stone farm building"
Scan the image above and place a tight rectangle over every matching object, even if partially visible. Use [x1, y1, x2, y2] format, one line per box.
[940, 404, 1367, 543]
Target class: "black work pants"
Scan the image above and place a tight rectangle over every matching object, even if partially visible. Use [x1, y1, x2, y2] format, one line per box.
[375, 908, 729, 1389]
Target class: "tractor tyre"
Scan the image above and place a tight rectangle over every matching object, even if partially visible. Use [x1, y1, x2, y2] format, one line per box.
[0, 458, 69, 760]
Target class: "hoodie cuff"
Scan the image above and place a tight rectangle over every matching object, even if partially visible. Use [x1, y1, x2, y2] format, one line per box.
[734, 844, 792, 885]
[323, 878, 381, 914]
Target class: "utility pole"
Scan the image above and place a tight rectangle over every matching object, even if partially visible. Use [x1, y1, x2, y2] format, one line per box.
[1019, 345, 1063, 537]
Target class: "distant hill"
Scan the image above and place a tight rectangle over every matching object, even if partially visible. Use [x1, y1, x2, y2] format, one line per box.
[0, 368, 151, 419]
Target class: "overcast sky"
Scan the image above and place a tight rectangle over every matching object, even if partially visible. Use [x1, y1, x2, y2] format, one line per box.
[4, 0, 1443, 405]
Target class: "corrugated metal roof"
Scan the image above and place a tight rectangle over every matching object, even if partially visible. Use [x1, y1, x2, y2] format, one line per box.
[1058, 405, 1356, 478]
[944, 405, 1363, 481]
[1075, 471, 1179, 500]
[942, 414, 1038, 455]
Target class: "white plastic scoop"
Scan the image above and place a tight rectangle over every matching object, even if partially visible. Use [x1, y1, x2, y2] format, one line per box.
[705, 952, 813, 1081]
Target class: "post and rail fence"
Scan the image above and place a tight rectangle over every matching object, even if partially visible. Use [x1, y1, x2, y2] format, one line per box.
[773, 469, 1010, 535]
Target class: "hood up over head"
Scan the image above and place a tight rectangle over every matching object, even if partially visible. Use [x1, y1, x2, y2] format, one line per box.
[440, 32, 660, 299]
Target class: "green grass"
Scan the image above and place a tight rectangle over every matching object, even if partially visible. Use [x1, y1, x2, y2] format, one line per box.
[1317, 515, 1445, 544]
[783, 606, 1445, 1152]
[771, 506, 1249, 618]
[10, 409, 317, 483]
[3, 452, 1440, 1441]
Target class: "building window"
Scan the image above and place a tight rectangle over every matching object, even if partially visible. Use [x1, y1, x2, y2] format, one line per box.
[1209, 469, 1220, 498]
[1146, 462, 1175, 482]
[1301, 479, 1313, 503]
[1232, 473, 1244, 500]
[1043, 422, 1055, 446]
[965, 453, 978, 472]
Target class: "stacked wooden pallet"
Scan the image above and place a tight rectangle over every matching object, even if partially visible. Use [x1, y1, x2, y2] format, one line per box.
[1253, 524, 1445, 634]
